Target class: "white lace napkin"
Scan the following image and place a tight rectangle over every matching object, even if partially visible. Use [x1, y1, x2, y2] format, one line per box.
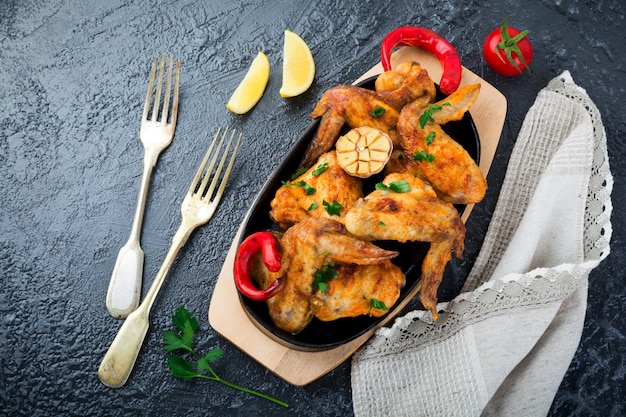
[351, 71, 613, 417]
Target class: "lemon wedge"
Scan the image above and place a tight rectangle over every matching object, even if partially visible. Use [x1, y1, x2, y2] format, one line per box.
[226, 51, 270, 114]
[336, 126, 393, 178]
[280, 30, 315, 98]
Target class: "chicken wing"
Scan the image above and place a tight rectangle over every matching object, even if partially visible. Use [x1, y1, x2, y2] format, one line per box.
[302, 60, 436, 168]
[269, 151, 363, 229]
[344, 173, 465, 319]
[251, 217, 399, 334]
[313, 261, 405, 321]
[397, 84, 487, 204]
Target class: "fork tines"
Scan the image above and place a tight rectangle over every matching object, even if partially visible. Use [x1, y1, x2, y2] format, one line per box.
[190, 127, 243, 201]
[143, 54, 181, 126]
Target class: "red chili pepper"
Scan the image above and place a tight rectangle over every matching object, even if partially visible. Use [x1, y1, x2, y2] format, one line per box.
[380, 26, 462, 95]
[234, 231, 285, 301]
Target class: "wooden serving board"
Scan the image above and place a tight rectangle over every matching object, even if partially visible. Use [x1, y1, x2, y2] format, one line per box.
[208, 46, 507, 386]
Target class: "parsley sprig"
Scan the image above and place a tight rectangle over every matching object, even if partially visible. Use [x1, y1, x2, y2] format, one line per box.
[162, 306, 288, 408]
[289, 167, 308, 180]
[370, 107, 386, 117]
[375, 180, 410, 193]
[363, 296, 389, 312]
[419, 102, 451, 128]
[312, 162, 330, 176]
[413, 150, 435, 163]
[282, 180, 315, 195]
[313, 264, 338, 292]
[323, 200, 343, 216]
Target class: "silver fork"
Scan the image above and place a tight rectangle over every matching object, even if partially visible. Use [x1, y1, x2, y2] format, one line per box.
[98, 127, 242, 388]
[106, 55, 181, 319]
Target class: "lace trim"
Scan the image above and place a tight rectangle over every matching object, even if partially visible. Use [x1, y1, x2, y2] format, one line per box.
[463, 72, 612, 292]
[548, 72, 613, 263]
[356, 261, 598, 360]
[354, 71, 613, 362]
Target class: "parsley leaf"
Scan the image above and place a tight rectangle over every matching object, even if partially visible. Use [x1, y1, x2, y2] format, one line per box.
[323, 200, 343, 216]
[313, 264, 338, 292]
[375, 180, 410, 193]
[162, 330, 191, 353]
[426, 131, 435, 145]
[282, 180, 315, 195]
[289, 167, 308, 180]
[162, 306, 288, 408]
[419, 102, 451, 128]
[312, 162, 329, 176]
[167, 355, 198, 380]
[370, 107, 386, 117]
[307, 202, 318, 211]
[362, 296, 389, 311]
[299, 182, 316, 195]
[413, 150, 435, 163]
[172, 305, 197, 334]
[370, 298, 389, 311]
[197, 349, 224, 374]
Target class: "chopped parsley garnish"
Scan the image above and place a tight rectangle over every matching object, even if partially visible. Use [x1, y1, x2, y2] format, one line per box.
[289, 167, 308, 180]
[282, 180, 315, 195]
[312, 162, 329, 176]
[362, 296, 389, 311]
[370, 107, 386, 117]
[377, 221, 386, 227]
[370, 298, 389, 311]
[426, 131, 435, 145]
[313, 264, 337, 292]
[375, 180, 410, 193]
[413, 150, 435, 163]
[323, 200, 343, 216]
[307, 202, 318, 211]
[419, 102, 450, 128]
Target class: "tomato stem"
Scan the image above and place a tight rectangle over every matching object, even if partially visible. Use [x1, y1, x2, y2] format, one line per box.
[496, 16, 532, 74]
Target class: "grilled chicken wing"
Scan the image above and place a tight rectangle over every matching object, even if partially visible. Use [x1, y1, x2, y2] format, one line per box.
[344, 173, 465, 319]
[269, 152, 363, 229]
[251, 217, 399, 334]
[302, 61, 436, 168]
[397, 84, 487, 204]
[313, 261, 405, 321]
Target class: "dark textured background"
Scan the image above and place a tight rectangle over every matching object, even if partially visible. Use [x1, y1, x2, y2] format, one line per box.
[1, 0, 624, 416]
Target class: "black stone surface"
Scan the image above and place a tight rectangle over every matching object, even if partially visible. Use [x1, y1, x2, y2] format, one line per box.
[1, 0, 624, 416]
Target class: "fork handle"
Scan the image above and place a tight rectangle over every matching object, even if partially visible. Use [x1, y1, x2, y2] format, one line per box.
[129, 150, 159, 242]
[99, 221, 194, 388]
[106, 240, 144, 318]
[98, 304, 150, 388]
[106, 151, 159, 318]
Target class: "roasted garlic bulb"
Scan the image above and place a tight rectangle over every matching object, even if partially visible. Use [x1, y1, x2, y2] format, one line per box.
[335, 126, 393, 178]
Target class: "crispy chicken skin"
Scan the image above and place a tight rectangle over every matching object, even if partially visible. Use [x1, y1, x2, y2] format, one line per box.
[251, 217, 399, 334]
[397, 84, 487, 204]
[313, 261, 405, 321]
[301, 61, 436, 168]
[269, 152, 363, 229]
[344, 173, 465, 319]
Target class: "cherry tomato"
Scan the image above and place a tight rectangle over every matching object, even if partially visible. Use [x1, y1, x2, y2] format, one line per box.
[483, 16, 533, 77]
